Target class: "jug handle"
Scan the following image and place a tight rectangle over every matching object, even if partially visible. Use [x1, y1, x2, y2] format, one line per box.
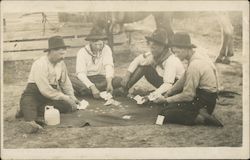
[45, 105, 54, 110]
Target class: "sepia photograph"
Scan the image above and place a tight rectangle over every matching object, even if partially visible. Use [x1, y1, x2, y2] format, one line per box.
[1, 0, 249, 159]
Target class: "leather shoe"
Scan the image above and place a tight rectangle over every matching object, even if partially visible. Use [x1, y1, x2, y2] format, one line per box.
[199, 108, 224, 127]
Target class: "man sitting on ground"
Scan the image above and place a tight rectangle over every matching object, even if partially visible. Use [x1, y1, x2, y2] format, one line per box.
[18, 36, 80, 133]
[70, 30, 122, 98]
[154, 32, 223, 127]
[121, 29, 185, 100]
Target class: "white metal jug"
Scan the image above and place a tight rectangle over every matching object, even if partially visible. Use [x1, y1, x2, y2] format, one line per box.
[44, 106, 60, 125]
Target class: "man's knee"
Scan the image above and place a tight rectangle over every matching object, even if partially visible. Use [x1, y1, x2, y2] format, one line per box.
[20, 95, 39, 121]
[50, 100, 73, 113]
[160, 103, 197, 125]
[112, 76, 123, 88]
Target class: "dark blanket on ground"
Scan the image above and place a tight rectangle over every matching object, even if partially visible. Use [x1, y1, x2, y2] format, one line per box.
[53, 97, 164, 128]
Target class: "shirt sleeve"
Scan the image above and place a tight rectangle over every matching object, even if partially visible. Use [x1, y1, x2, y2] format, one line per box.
[76, 48, 94, 88]
[154, 56, 182, 95]
[32, 62, 68, 101]
[155, 83, 173, 95]
[59, 62, 75, 98]
[162, 57, 177, 84]
[167, 62, 200, 103]
[127, 53, 153, 73]
[102, 45, 114, 66]
[105, 65, 114, 78]
[102, 45, 114, 78]
[167, 73, 186, 96]
[127, 54, 143, 73]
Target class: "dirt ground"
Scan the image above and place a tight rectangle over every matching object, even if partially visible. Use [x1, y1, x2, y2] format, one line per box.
[3, 12, 243, 148]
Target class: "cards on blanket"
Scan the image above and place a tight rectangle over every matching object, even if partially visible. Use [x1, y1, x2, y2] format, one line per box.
[104, 99, 113, 106]
[77, 99, 89, 110]
[100, 91, 113, 100]
[156, 115, 165, 125]
[104, 99, 121, 106]
[133, 95, 146, 104]
[122, 115, 131, 119]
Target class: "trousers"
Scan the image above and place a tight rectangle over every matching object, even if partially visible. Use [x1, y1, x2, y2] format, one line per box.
[69, 74, 123, 96]
[160, 89, 217, 125]
[126, 66, 163, 89]
[20, 83, 73, 121]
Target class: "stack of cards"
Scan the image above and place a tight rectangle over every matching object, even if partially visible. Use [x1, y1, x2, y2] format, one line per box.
[100, 91, 113, 100]
[133, 95, 146, 104]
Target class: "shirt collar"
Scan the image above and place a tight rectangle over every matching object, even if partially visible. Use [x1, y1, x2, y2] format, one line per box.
[85, 44, 103, 57]
[155, 49, 172, 65]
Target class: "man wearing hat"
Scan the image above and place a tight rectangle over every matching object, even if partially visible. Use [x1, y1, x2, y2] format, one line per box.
[70, 29, 122, 98]
[154, 32, 223, 127]
[18, 36, 80, 133]
[121, 29, 185, 99]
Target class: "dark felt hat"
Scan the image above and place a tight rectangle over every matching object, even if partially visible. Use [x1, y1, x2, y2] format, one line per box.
[85, 29, 108, 41]
[170, 32, 196, 48]
[44, 36, 69, 52]
[145, 29, 168, 46]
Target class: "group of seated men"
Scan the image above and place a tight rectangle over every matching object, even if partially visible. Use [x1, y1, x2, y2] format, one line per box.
[17, 28, 223, 132]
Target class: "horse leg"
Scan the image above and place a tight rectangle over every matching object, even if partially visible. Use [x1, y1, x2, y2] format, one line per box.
[216, 32, 228, 63]
[216, 29, 234, 64]
[153, 12, 174, 41]
[227, 33, 234, 57]
[215, 12, 234, 64]
[223, 33, 234, 64]
[105, 25, 114, 52]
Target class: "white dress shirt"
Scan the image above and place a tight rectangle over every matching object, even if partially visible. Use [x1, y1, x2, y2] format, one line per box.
[76, 44, 114, 88]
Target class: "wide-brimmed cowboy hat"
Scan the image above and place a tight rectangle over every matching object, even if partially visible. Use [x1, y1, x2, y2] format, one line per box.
[44, 36, 69, 52]
[145, 29, 168, 46]
[170, 32, 196, 48]
[85, 29, 108, 41]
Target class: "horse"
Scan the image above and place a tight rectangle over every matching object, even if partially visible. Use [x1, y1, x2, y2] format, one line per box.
[89, 12, 234, 64]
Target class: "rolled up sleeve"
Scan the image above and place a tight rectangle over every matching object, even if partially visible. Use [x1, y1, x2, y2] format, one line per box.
[128, 53, 153, 73]
[167, 63, 200, 103]
[103, 45, 114, 67]
[76, 48, 94, 88]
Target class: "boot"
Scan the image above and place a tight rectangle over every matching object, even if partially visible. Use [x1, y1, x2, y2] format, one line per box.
[15, 110, 23, 119]
[19, 121, 44, 134]
[199, 108, 224, 127]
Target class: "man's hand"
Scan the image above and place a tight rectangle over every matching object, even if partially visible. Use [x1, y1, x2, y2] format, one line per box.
[153, 95, 167, 104]
[90, 85, 101, 99]
[64, 96, 78, 112]
[148, 91, 161, 101]
[72, 96, 80, 105]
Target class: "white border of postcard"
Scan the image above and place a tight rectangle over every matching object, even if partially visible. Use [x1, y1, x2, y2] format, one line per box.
[1, 0, 249, 159]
